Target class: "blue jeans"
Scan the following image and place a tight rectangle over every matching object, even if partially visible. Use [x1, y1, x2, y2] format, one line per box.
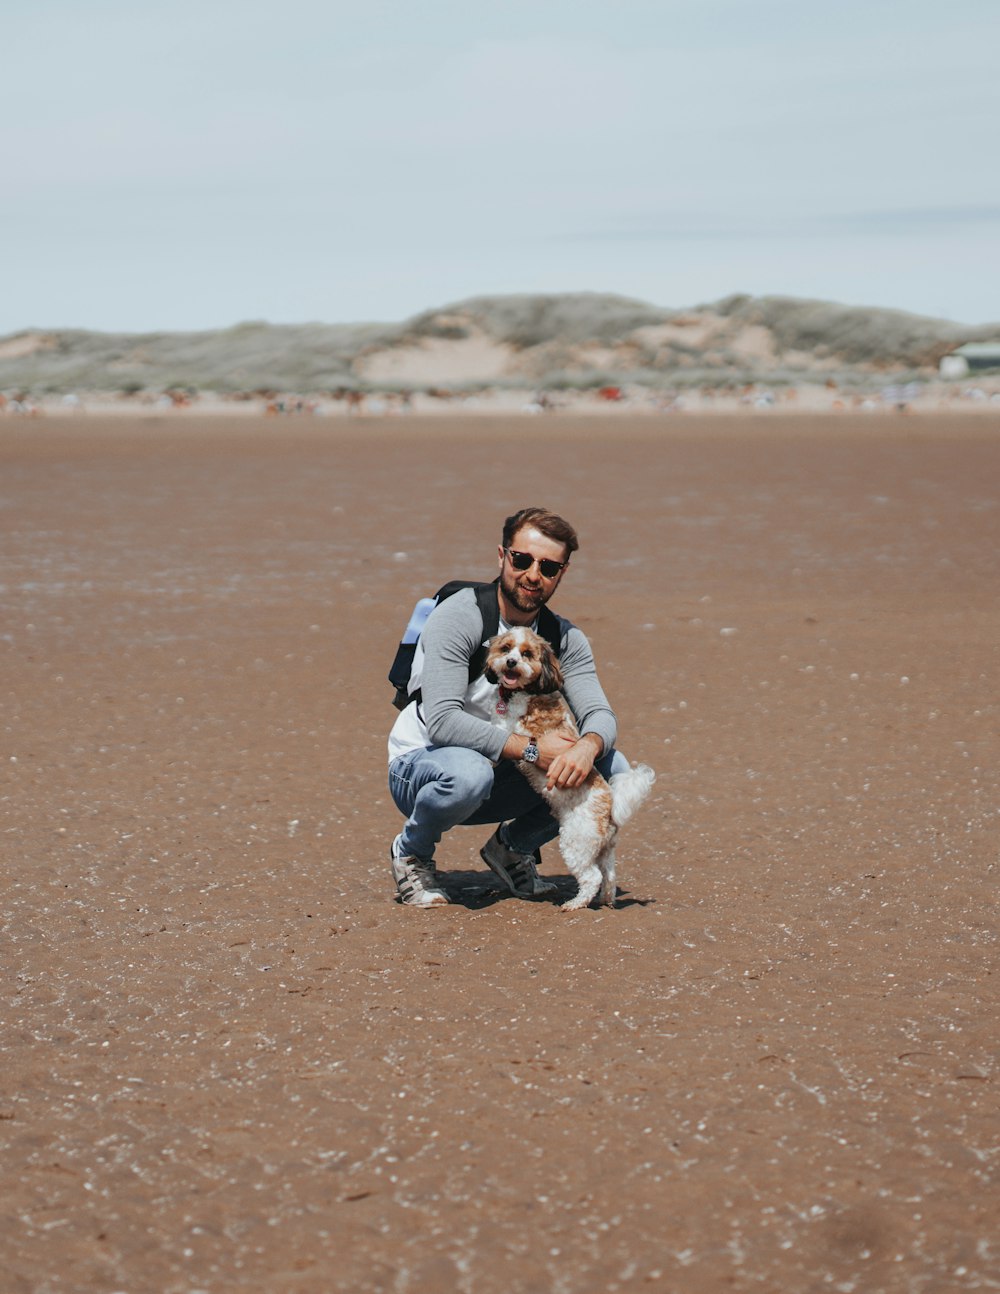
[388, 745, 629, 860]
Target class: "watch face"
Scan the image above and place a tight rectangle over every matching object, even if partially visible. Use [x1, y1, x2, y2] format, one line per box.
[523, 742, 539, 763]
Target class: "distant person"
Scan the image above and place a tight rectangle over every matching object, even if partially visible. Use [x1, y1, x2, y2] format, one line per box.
[386, 506, 632, 906]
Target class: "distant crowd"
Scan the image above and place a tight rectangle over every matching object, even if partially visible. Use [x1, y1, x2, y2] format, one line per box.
[3, 381, 999, 419]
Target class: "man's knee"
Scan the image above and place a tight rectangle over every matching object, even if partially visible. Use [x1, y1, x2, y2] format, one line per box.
[598, 748, 631, 779]
[425, 747, 495, 808]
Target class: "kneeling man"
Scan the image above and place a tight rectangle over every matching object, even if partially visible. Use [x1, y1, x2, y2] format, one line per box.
[387, 506, 629, 905]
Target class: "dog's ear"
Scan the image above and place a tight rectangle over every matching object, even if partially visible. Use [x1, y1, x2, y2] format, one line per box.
[483, 635, 502, 684]
[532, 644, 563, 694]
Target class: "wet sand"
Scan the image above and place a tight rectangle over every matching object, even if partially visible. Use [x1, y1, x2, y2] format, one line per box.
[3, 415, 998, 1292]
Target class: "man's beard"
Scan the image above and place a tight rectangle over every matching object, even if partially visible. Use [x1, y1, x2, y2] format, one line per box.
[500, 567, 548, 615]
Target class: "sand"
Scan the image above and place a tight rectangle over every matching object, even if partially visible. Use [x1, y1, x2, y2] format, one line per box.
[2, 414, 998, 1293]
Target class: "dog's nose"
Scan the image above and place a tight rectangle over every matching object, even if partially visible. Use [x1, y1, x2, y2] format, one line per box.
[505, 656, 518, 668]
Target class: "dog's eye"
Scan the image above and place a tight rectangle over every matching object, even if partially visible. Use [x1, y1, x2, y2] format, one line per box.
[522, 649, 534, 659]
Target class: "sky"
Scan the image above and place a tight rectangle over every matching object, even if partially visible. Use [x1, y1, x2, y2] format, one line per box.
[3, 0, 998, 334]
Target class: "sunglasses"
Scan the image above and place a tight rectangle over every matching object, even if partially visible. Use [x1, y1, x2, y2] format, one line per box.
[505, 548, 567, 579]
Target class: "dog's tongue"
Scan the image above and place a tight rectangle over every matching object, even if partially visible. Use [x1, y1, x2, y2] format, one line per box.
[502, 670, 520, 686]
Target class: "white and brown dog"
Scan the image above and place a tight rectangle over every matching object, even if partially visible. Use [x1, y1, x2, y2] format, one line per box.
[484, 626, 655, 911]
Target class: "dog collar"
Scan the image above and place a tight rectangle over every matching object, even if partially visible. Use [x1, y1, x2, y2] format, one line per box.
[496, 685, 512, 716]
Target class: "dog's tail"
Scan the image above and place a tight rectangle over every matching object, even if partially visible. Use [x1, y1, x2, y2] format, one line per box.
[609, 763, 656, 827]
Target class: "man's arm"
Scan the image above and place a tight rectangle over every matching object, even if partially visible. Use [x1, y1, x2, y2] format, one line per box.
[558, 627, 617, 749]
[418, 593, 510, 760]
[546, 626, 617, 788]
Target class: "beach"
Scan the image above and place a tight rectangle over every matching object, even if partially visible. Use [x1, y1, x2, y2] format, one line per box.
[3, 414, 998, 1292]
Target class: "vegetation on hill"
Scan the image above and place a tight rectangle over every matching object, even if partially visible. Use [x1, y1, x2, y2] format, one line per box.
[0, 321, 398, 396]
[402, 292, 675, 349]
[1, 294, 995, 395]
[710, 294, 982, 367]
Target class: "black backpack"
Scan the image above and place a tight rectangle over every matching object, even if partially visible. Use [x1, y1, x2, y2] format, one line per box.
[389, 578, 563, 711]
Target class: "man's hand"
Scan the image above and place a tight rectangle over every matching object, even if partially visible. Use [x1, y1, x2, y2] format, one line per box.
[534, 730, 578, 774]
[544, 731, 602, 790]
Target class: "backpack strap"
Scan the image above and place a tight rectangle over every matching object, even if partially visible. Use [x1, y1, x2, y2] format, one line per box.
[467, 582, 502, 681]
[535, 603, 563, 658]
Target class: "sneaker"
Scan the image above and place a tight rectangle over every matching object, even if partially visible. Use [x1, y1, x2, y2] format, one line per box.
[480, 828, 557, 899]
[390, 836, 449, 907]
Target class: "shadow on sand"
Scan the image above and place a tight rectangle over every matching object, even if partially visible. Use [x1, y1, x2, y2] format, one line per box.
[413, 868, 656, 911]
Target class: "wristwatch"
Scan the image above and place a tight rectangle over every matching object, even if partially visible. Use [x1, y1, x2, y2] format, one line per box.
[522, 740, 539, 764]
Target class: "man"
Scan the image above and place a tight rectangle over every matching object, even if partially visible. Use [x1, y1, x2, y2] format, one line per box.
[387, 506, 629, 906]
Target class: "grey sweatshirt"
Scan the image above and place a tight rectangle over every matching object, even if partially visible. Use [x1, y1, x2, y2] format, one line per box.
[387, 586, 618, 765]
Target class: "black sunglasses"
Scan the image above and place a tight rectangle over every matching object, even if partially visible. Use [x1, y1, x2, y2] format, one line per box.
[505, 548, 567, 579]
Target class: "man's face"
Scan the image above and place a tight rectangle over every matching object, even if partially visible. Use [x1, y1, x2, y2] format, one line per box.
[497, 525, 570, 616]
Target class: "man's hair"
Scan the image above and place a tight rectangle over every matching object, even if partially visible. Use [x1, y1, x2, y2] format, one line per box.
[502, 507, 579, 556]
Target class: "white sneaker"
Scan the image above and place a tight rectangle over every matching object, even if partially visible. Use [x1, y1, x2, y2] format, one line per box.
[480, 828, 557, 899]
[390, 836, 449, 907]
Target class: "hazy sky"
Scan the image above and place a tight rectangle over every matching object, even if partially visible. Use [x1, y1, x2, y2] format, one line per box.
[4, 0, 998, 333]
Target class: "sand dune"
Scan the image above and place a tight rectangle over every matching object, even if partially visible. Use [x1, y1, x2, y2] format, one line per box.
[3, 292, 997, 397]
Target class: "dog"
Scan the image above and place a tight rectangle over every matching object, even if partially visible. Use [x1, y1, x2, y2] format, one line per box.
[484, 626, 655, 911]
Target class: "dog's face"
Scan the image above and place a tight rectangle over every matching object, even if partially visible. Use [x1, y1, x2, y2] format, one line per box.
[484, 626, 563, 694]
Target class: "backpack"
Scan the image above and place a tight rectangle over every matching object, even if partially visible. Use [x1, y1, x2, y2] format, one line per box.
[389, 578, 563, 711]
